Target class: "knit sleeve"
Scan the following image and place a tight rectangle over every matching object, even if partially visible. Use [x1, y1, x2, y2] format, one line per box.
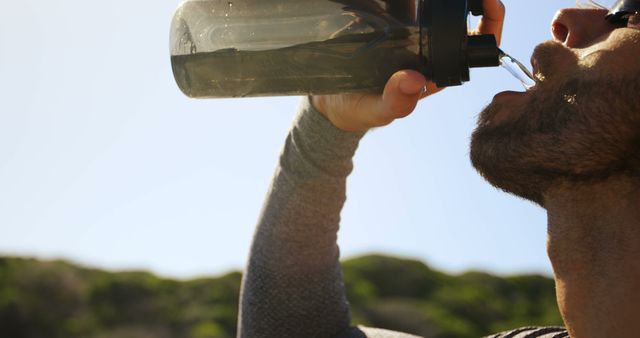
[237, 97, 365, 338]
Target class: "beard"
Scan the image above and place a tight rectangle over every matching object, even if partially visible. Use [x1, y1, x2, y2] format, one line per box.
[470, 43, 640, 206]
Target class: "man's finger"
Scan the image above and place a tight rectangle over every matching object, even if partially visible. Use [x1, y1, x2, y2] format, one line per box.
[475, 0, 506, 45]
[375, 70, 426, 126]
[347, 70, 425, 128]
[421, 82, 443, 99]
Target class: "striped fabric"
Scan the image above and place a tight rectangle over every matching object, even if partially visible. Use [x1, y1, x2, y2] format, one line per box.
[336, 325, 569, 337]
[485, 326, 569, 338]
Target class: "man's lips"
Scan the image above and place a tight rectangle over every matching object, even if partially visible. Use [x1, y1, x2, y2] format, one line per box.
[531, 55, 541, 83]
[493, 90, 527, 100]
[493, 55, 540, 102]
[490, 49, 548, 107]
[488, 90, 529, 126]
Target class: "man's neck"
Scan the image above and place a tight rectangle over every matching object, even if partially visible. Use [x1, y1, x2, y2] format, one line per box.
[544, 175, 640, 338]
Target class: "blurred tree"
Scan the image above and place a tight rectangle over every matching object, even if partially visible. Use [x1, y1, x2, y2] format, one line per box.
[0, 255, 562, 338]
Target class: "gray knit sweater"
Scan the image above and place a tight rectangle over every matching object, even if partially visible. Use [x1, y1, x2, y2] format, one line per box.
[236, 98, 568, 338]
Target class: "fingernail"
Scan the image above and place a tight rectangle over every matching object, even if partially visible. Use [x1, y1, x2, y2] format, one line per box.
[399, 79, 424, 95]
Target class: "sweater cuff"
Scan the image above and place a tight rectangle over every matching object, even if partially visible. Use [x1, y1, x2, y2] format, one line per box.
[293, 97, 366, 161]
[281, 97, 367, 179]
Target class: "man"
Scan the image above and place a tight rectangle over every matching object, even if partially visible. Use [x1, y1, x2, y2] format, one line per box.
[237, 0, 640, 337]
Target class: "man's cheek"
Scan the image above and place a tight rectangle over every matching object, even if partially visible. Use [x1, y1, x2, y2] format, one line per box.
[579, 30, 640, 75]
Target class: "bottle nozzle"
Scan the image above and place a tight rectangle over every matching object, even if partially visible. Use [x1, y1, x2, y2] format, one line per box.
[467, 34, 500, 68]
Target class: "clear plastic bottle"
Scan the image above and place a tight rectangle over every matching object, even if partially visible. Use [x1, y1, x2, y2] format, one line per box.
[170, 0, 500, 98]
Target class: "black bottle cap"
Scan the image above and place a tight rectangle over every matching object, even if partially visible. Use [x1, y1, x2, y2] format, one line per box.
[467, 34, 500, 68]
[420, 0, 500, 88]
[468, 0, 484, 16]
[422, 0, 469, 87]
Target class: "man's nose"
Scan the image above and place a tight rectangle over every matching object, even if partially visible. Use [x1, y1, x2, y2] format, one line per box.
[551, 8, 616, 48]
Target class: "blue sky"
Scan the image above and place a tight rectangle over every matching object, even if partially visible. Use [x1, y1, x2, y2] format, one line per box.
[0, 0, 577, 278]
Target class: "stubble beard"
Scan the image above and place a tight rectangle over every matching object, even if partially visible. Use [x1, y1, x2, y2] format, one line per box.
[470, 55, 640, 206]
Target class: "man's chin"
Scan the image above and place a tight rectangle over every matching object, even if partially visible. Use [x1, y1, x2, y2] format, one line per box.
[470, 122, 548, 207]
[470, 72, 640, 207]
[469, 90, 554, 207]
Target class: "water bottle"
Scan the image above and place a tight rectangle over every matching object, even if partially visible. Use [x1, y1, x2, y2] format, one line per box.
[170, 0, 500, 98]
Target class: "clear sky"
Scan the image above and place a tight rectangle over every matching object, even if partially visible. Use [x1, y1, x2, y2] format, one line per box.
[0, 0, 578, 279]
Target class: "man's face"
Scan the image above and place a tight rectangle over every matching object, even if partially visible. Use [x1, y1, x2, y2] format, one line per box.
[470, 8, 640, 205]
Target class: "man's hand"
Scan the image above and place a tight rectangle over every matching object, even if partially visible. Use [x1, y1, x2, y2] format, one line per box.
[311, 0, 506, 132]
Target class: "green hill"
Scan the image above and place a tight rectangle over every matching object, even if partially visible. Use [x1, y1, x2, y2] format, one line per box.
[0, 255, 562, 338]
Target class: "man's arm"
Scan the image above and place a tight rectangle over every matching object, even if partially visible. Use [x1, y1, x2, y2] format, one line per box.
[237, 99, 426, 338]
[237, 98, 365, 338]
[237, 2, 506, 336]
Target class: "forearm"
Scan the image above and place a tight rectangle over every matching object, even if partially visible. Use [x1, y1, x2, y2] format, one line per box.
[237, 97, 365, 338]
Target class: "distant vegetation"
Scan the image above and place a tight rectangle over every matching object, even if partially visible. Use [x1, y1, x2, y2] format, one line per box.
[0, 255, 562, 338]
